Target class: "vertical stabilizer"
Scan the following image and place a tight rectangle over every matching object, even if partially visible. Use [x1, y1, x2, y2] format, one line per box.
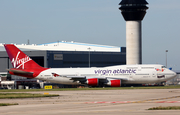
[4, 44, 48, 78]
[4, 44, 42, 69]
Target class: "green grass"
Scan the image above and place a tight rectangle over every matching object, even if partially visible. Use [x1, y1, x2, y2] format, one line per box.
[0, 103, 18, 106]
[0, 93, 59, 99]
[148, 106, 180, 110]
[0, 85, 180, 92]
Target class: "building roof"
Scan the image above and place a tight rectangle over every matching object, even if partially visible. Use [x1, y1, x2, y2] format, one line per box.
[0, 41, 123, 52]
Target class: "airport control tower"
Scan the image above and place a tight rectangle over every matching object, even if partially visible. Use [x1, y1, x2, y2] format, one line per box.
[119, 0, 148, 65]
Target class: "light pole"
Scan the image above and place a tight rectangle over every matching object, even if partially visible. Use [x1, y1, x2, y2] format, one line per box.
[166, 50, 168, 67]
[87, 47, 91, 68]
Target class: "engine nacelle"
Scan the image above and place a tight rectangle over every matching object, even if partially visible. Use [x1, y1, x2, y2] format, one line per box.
[86, 78, 98, 86]
[106, 79, 121, 87]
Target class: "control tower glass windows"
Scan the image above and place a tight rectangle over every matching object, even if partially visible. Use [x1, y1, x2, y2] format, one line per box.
[122, 4, 147, 7]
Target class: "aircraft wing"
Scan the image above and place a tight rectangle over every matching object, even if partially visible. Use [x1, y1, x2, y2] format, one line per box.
[66, 76, 128, 87]
[66, 76, 86, 79]
[66, 76, 106, 79]
[66, 76, 128, 83]
[106, 77, 128, 81]
[51, 73, 128, 87]
[51, 73, 128, 81]
[66, 76, 128, 81]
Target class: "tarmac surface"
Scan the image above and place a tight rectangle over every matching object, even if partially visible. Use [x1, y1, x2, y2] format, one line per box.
[0, 89, 180, 115]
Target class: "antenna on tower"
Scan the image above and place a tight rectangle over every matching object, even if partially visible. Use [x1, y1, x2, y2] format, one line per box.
[57, 40, 59, 45]
[27, 39, 30, 45]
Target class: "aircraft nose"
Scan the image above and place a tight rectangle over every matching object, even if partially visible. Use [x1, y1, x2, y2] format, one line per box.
[170, 70, 177, 79]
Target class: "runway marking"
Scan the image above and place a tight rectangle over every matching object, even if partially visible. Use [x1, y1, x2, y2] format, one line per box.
[85, 101, 131, 104]
[156, 101, 180, 103]
[85, 101, 180, 104]
[85, 95, 180, 104]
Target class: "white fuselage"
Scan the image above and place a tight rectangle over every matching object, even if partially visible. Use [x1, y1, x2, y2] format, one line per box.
[36, 64, 177, 85]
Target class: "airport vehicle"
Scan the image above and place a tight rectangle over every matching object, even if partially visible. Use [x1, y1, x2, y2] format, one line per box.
[4, 44, 177, 87]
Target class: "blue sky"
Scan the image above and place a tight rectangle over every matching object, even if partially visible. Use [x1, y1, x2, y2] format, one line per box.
[0, 0, 180, 70]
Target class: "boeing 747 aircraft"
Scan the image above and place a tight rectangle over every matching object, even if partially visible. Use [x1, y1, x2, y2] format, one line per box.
[4, 44, 177, 87]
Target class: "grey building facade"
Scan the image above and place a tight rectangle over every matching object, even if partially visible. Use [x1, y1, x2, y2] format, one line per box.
[0, 42, 126, 89]
[0, 47, 126, 71]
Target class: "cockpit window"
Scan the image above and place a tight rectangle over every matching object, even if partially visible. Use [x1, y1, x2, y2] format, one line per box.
[161, 66, 166, 68]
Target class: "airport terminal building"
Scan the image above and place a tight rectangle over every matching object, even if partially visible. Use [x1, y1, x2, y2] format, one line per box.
[0, 41, 126, 89]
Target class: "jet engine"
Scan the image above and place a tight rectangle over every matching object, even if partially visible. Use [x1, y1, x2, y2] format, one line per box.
[106, 79, 121, 87]
[85, 78, 98, 86]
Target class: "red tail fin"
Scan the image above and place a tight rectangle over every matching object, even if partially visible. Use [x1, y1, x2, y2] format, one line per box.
[4, 44, 48, 78]
[4, 44, 42, 69]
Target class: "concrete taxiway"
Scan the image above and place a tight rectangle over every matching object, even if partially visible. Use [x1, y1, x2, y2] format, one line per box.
[0, 89, 180, 115]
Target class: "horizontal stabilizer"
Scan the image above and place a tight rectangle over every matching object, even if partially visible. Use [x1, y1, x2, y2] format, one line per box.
[7, 69, 34, 74]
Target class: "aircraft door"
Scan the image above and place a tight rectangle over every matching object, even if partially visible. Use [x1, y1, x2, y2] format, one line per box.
[152, 71, 157, 78]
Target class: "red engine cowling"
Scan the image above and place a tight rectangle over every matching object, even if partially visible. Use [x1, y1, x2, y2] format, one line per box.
[106, 79, 121, 87]
[86, 78, 98, 86]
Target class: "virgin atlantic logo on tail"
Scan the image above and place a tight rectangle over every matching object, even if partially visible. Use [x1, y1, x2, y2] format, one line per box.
[11, 51, 32, 69]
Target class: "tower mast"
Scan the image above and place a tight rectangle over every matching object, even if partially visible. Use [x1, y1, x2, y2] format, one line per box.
[119, 0, 149, 65]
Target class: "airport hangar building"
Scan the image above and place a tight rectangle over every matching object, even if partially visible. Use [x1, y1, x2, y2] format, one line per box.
[0, 41, 126, 89]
